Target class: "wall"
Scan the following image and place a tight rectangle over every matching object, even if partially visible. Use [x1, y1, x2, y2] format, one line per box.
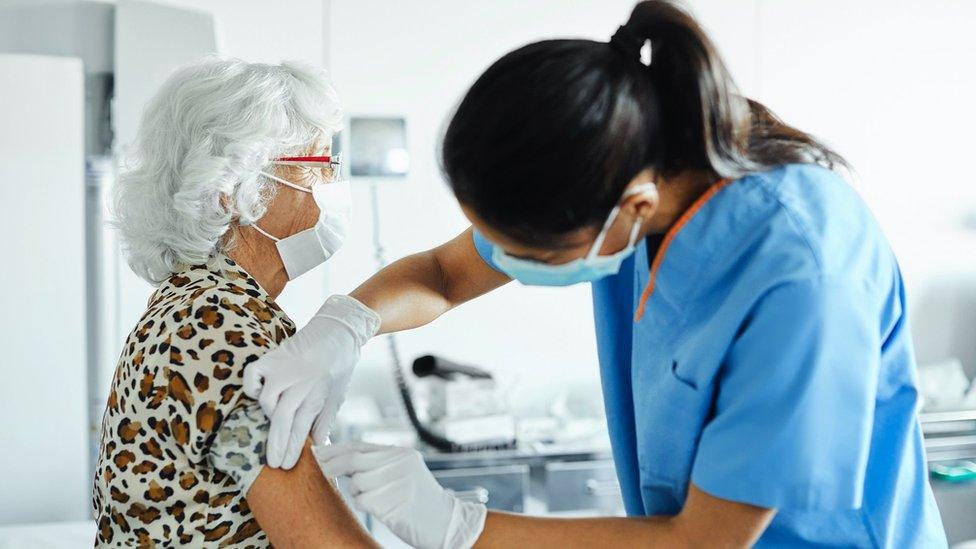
[327, 0, 976, 403]
[753, 0, 976, 374]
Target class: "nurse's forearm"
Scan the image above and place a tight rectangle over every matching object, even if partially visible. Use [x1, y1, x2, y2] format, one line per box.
[474, 484, 774, 548]
[349, 228, 510, 334]
[474, 512, 680, 548]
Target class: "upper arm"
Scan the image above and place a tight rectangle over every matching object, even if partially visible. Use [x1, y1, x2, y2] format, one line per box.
[167, 302, 278, 463]
[673, 484, 775, 548]
[430, 227, 510, 306]
[200, 319, 374, 547]
[246, 441, 376, 548]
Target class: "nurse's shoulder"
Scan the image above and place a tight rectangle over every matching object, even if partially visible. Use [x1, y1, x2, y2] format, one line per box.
[743, 163, 896, 288]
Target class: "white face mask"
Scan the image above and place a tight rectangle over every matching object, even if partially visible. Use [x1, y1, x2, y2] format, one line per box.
[251, 170, 352, 280]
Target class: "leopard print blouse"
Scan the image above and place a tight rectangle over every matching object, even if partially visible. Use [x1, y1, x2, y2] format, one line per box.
[92, 254, 295, 547]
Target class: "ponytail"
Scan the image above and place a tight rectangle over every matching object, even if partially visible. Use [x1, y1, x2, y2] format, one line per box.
[442, 0, 846, 248]
[611, 0, 845, 177]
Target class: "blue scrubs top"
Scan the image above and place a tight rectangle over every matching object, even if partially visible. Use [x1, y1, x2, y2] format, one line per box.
[473, 164, 946, 547]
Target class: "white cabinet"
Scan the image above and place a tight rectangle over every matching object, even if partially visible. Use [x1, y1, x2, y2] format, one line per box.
[0, 54, 88, 524]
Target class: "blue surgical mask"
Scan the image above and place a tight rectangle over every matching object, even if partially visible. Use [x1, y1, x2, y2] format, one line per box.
[492, 183, 656, 286]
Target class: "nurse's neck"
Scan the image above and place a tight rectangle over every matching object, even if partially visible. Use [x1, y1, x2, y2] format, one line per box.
[645, 169, 720, 234]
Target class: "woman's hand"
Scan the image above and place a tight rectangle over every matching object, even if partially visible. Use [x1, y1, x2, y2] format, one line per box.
[316, 442, 487, 549]
[243, 295, 380, 469]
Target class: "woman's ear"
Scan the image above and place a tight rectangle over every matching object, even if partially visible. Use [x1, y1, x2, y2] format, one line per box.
[623, 190, 659, 225]
[621, 169, 660, 221]
[219, 192, 235, 215]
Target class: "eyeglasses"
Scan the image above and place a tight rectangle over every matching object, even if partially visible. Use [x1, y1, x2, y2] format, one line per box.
[269, 152, 343, 183]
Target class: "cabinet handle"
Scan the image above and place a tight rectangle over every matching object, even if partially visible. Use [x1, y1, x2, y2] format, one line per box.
[448, 486, 490, 504]
[585, 478, 621, 497]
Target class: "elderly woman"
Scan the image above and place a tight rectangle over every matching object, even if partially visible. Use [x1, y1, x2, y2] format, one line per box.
[92, 57, 379, 548]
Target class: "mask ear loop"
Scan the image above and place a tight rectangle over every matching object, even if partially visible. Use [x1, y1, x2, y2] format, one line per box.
[249, 169, 315, 241]
[586, 204, 623, 260]
[626, 215, 644, 247]
[586, 182, 657, 260]
[259, 170, 313, 193]
[623, 183, 656, 248]
[248, 167, 312, 242]
[249, 222, 280, 242]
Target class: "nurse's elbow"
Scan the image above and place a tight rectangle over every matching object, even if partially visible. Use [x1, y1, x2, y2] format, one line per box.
[430, 231, 509, 307]
[671, 484, 776, 548]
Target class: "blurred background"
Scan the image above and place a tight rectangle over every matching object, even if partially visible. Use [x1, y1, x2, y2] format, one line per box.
[1, 0, 974, 546]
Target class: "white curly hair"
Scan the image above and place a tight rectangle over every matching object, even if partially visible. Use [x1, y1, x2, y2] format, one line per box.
[112, 56, 343, 284]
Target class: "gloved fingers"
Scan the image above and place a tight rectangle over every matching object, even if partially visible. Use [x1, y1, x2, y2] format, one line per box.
[313, 441, 386, 473]
[319, 449, 392, 479]
[311, 410, 334, 444]
[266, 385, 312, 469]
[314, 441, 393, 461]
[347, 458, 408, 496]
[353, 477, 411, 519]
[257, 379, 286, 419]
[314, 367, 353, 440]
[312, 388, 349, 445]
[279, 396, 318, 470]
[316, 443, 401, 477]
[242, 363, 265, 399]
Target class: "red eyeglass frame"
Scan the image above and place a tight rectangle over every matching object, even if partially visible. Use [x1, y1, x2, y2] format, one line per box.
[273, 155, 334, 163]
[270, 153, 343, 182]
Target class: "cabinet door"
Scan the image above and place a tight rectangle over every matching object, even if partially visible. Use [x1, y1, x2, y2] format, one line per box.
[0, 54, 87, 524]
[544, 460, 624, 515]
[433, 464, 529, 513]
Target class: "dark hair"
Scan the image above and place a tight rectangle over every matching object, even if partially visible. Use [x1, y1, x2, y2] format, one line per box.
[442, 0, 846, 247]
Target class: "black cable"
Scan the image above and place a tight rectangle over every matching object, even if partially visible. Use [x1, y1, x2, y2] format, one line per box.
[368, 182, 515, 453]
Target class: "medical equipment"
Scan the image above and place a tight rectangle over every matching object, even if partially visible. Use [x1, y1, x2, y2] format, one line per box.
[381, 323, 517, 454]
[412, 355, 517, 447]
[931, 461, 976, 483]
[349, 117, 409, 177]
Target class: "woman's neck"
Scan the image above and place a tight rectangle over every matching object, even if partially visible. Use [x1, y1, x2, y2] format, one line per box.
[646, 170, 720, 234]
[225, 227, 289, 299]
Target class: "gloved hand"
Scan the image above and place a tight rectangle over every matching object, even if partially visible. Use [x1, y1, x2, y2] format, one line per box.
[315, 442, 487, 549]
[243, 294, 380, 469]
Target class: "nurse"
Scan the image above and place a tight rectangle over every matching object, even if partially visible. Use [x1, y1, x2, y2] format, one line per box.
[245, 1, 947, 546]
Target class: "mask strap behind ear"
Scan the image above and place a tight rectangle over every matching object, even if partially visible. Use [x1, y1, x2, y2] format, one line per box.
[259, 170, 312, 193]
[627, 215, 644, 247]
[623, 181, 657, 198]
[587, 182, 657, 259]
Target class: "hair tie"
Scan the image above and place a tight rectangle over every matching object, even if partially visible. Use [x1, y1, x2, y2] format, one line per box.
[609, 24, 651, 66]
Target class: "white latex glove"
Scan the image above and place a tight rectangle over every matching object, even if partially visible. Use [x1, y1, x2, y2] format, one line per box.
[315, 442, 487, 549]
[243, 295, 380, 469]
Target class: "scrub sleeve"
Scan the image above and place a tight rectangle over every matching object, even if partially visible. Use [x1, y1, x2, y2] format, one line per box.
[691, 276, 880, 510]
